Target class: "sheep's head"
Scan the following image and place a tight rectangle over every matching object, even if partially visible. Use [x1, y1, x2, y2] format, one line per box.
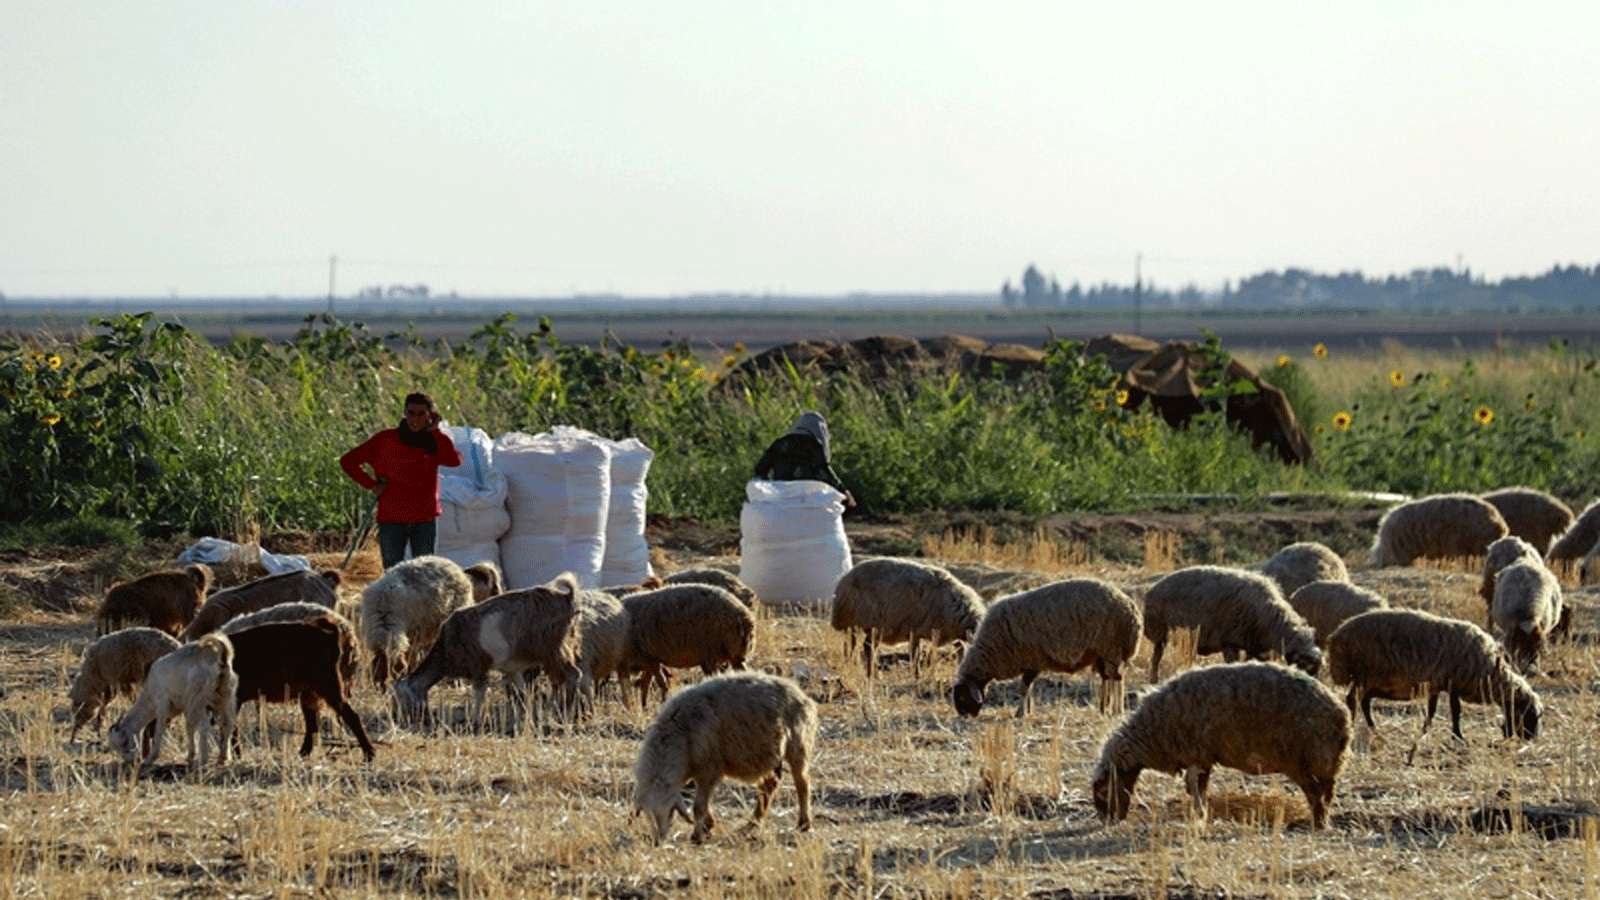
[107, 721, 141, 765]
[1090, 758, 1138, 824]
[391, 676, 427, 724]
[1284, 632, 1323, 677]
[632, 783, 692, 843]
[1504, 689, 1542, 740]
[952, 677, 987, 718]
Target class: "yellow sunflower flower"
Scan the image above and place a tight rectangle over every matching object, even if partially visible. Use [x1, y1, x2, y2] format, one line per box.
[722, 355, 737, 368]
[1332, 412, 1352, 431]
[1389, 370, 1405, 388]
[42, 413, 61, 426]
[733, 342, 746, 355]
[1474, 406, 1494, 426]
[47, 355, 62, 369]
[1115, 389, 1129, 406]
[1313, 343, 1329, 359]
[1277, 355, 1292, 369]
[1314, 423, 1325, 434]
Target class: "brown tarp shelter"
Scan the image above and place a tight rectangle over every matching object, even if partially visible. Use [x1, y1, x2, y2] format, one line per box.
[1085, 333, 1315, 464]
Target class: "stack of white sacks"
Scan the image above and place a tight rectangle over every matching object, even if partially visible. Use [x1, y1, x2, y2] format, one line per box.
[738, 479, 853, 609]
[434, 424, 654, 591]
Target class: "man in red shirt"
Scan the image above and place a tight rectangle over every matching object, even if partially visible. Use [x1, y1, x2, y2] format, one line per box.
[340, 392, 463, 569]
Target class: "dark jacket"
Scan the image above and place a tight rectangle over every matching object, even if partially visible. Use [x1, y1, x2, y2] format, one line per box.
[753, 433, 845, 491]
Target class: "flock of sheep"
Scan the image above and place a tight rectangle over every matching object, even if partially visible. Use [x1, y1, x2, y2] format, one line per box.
[65, 486, 1600, 842]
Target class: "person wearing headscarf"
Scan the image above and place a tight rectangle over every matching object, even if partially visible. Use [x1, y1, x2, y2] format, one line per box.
[340, 391, 463, 568]
[754, 411, 855, 506]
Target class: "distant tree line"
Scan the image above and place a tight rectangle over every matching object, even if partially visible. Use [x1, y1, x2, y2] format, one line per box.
[1001, 263, 1600, 311]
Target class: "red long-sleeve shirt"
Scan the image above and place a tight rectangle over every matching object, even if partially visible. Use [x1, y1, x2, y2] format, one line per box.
[339, 428, 463, 523]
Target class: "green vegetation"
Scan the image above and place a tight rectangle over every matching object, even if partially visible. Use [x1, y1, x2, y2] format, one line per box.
[2, 313, 1597, 544]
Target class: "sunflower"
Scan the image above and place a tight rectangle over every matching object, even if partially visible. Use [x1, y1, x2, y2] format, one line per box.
[1332, 412, 1352, 431]
[1115, 389, 1129, 406]
[1277, 354, 1292, 369]
[733, 342, 746, 355]
[1474, 406, 1494, 426]
[1092, 399, 1106, 412]
[1526, 398, 1536, 412]
[1314, 423, 1325, 434]
[41, 413, 61, 426]
[47, 355, 62, 369]
[1313, 343, 1329, 359]
[1440, 377, 1451, 389]
[722, 355, 737, 368]
[1388, 370, 1405, 388]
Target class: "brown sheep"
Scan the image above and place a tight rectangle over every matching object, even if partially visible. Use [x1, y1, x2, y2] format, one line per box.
[226, 615, 375, 761]
[182, 569, 341, 640]
[94, 564, 212, 637]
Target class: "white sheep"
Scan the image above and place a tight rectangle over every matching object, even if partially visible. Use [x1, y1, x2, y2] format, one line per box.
[1325, 607, 1541, 742]
[1478, 535, 1543, 613]
[662, 567, 759, 607]
[360, 555, 479, 687]
[1490, 559, 1564, 674]
[1368, 493, 1509, 568]
[573, 588, 631, 714]
[68, 627, 182, 740]
[830, 557, 986, 679]
[620, 583, 756, 707]
[1091, 661, 1350, 829]
[632, 671, 817, 843]
[952, 578, 1141, 718]
[1141, 565, 1322, 682]
[1287, 580, 1388, 648]
[1481, 487, 1574, 555]
[1256, 541, 1348, 598]
[394, 573, 583, 729]
[107, 632, 239, 774]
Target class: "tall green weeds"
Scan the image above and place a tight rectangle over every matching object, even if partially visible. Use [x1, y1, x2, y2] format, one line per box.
[2, 313, 1596, 544]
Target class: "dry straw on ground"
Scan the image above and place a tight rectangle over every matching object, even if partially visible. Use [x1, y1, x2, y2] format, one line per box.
[2, 540, 1599, 899]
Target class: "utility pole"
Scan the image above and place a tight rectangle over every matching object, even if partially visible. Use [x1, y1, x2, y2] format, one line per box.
[1133, 253, 1143, 336]
[327, 255, 337, 314]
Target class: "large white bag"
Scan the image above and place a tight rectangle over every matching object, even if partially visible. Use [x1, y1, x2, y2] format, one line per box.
[435, 424, 511, 573]
[738, 479, 852, 608]
[494, 428, 612, 590]
[597, 435, 655, 588]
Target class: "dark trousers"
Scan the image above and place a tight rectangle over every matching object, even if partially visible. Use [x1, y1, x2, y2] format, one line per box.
[377, 520, 438, 569]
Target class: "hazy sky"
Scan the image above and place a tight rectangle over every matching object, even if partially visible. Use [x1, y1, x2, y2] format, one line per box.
[4, 2, 1597, 299]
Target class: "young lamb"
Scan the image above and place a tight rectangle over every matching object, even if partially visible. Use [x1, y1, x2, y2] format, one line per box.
[1256, 541, 1348, 598]
[360, 555, 479, 687]
[830, 557, 986, 679]
[662, 567, 760, 607]
[1325, 608, 1541, 742]
[69, 627, 182, 740]
[1091, 661, 1350, 830]
[393, 573, 584, 730]
[94, 564, 212, 637]
[1490, 559, 1564, 674]
[182, 569, 342, 640]
[1368, 493, 1509, 568]
[619, 583, 756, 707]
[463, 561, 503, 601]
[1287, 580, 1388, 648]
[107, 632, 238, 774]
[1141, 565, 1322, 682]
[952, 578, 1141, 718]
[632, 671, 817, 843]
[1481, 487, 1575, 555]
[226, 614, 375, 761]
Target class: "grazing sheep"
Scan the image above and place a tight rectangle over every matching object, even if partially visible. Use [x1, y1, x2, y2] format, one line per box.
[107, 632, 238, 774]
[632, 671, 817, 843]
[226, 615, 375, 761]
[360, 555, 478, 687]
[1368, 493, 1509, 568]
[221, 602, 360, 684]
[1141, 565, 1322, 682]
[573, 589, 631, 714]
[68, 627, 182, 740]
[952, 578, 1141, 718]
[94, 564, 212, 637]
[599, 575, 663, 598]
[393, 574, 584, 729]
[662, 567, 760, 607]
[1478, 535, 1543, 610]
[1481, 487, 1574, 555]
[620, 583, 756, 707]
[1257, 541, 1348, 598]
[830, 557, 986, 679]
[1325, 608, 1541, 742]
[1091, 661, 1350, 829]
[1287, 581, 1388, 648]
[182, 569, 341, 640]
[1549, 499, 1600, 564]
[1490, 559, 1564, 674]
[463, 561, 503, 601]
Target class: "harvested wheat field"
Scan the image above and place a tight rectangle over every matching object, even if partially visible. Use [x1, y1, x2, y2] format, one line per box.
[2, 520, 1598, 900]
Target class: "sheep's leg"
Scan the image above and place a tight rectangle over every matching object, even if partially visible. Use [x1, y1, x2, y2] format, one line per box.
[1183, 767, 1210, 822]
[910, 636, 922, 681]
[791, 750, 812, 832]
[144, 708, 170, 770]
[861, 631, 876, 680]
[298, 696, 321, 757]
[746, 772, 780, 833]
[1358, 691, 1378, 732]
[216, 695, 237, 765]
[1298, 777, 1332, 830]
[690, 775, 722, 843]
[1148, 639, 1166, 684]
[1447, 692, 1466, 742]
[634, 671, 653, 708]
[469, 678, 491, 732]
[328, 696, 377, 761]
[1016, 671, 1039, 719]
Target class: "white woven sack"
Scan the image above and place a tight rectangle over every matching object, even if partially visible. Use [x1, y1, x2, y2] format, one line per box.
[437, 425, 511, 559]
[599, 436, 654, 588]
[493, 429, 611, 590]
[738, 479, 852, 608]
